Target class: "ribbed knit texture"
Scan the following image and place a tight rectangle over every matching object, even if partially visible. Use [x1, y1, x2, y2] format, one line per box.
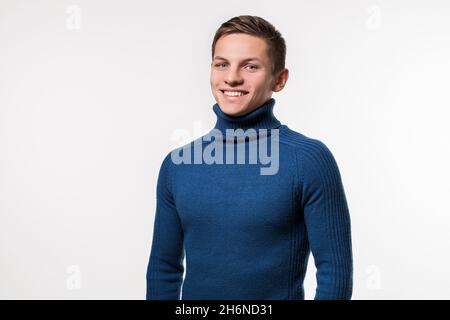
[146, 98, 353, 300]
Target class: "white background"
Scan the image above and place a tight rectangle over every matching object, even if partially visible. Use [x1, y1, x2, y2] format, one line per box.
[1, 0, 449, 299]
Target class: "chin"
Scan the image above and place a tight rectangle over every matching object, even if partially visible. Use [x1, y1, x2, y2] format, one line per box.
[218, 98, 254, 117]
[219, 102, 251, 117]
[214, 89, 254, 116]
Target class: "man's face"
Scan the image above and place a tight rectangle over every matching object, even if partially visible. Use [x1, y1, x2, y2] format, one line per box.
[210, 33, 286, 117]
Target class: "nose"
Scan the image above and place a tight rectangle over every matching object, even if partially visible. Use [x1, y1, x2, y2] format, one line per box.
[225, 66, 244, 86]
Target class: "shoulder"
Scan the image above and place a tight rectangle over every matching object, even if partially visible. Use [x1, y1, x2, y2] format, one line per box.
[279, 125, 335, 162]
[159, 132, 206, 172]
[279, 126, 342, 186]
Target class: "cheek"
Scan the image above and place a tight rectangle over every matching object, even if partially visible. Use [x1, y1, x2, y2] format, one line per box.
[250, 79, 267, 92]
[210, 68, 221, 77]
[210, 72, 221, 85]
[246, 73, 266, 84]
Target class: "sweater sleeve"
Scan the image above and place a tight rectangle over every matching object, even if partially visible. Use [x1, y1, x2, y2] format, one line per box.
[299, 140, 353, 300]
[146, 154, 185, 300]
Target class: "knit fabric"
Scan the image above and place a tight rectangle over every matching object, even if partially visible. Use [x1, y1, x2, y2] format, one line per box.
[146, 98, 353, 300]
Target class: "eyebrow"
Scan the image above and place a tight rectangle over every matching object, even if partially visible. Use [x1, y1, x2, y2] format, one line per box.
[213, 56, 262, 63]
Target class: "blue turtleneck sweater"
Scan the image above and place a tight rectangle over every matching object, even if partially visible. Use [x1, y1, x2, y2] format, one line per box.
[146, 98, 353, 300]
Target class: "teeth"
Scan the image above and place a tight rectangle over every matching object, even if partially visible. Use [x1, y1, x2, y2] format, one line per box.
[223, 91, 247, 97]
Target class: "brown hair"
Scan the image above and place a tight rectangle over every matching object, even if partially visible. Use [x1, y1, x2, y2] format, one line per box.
[211, 15, 287, 77]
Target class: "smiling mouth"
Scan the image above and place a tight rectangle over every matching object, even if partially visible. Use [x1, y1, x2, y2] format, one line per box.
[220, 90, 249, 98]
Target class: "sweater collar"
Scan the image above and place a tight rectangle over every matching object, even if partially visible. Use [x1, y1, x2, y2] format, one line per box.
[212, 98, 281, 134]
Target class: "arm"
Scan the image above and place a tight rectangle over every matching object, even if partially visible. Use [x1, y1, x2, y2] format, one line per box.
[146, 154, 185, 300]
[299, 140, 353, 300]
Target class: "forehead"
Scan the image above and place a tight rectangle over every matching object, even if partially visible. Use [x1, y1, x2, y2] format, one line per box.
[214, 33, 269, 62]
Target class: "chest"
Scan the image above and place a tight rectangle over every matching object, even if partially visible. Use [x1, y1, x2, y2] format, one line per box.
[172, 162, 296, 233]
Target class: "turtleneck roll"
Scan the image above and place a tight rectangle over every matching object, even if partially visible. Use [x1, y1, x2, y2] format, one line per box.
[146, 98, 353, 300]
[212, 98, 281, 132]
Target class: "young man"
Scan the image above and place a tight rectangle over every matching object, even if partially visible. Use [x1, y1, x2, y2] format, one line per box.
[146, 15, 353, 300]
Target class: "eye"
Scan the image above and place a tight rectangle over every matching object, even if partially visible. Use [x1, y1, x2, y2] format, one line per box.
[246, 64, 258, 70]
[214, 63, 258, 70]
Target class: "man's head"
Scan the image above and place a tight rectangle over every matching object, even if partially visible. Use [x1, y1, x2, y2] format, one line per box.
[210, 15, 289, 117]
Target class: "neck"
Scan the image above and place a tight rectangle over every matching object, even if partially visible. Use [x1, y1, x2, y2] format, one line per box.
[213, 98, 281, 134]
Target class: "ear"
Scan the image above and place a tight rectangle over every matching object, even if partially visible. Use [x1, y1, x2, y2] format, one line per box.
[272, 68, 289, 92]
